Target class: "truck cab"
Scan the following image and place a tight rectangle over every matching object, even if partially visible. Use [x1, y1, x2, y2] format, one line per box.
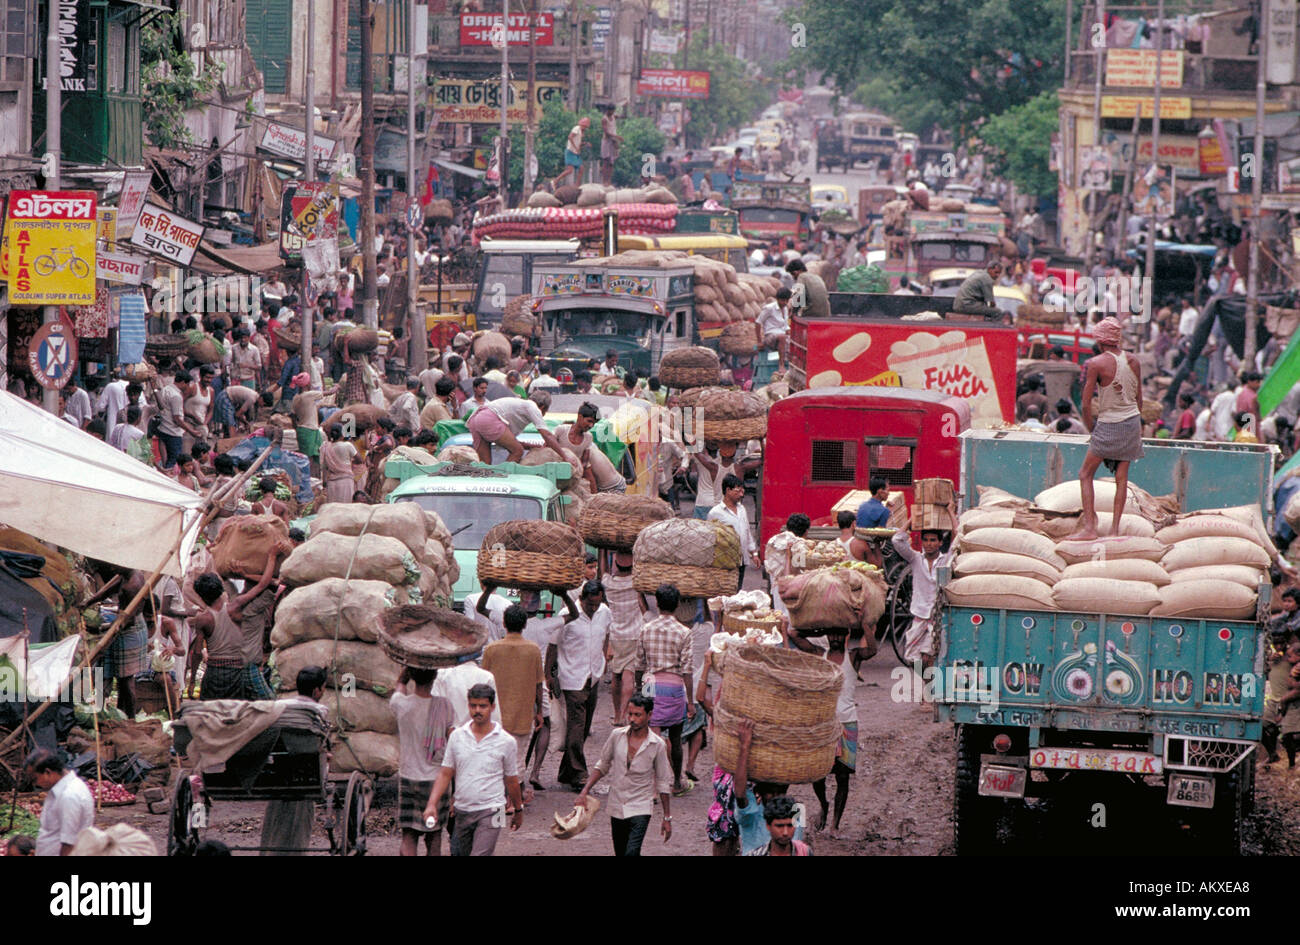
[843, 111, 895, 170]
[730, 180, 813, 244]
[530, 261, 697, 378]
[759, 387, 970, 547]
[470, 238, 582, 328]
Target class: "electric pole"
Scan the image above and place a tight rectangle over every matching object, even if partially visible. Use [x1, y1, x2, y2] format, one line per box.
[524, 0, 537, 199]
[301, 0, 316, 382]
[407, 0, 426, 372]
[1245, 0, 1269, 364]
[499, 0, 510, 205]
[1142, 0, 1163, 333]
[42, 0, 61, 415]
[360, 0, 378, 329]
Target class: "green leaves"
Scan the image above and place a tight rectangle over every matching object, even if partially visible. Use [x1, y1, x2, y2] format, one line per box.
[674, 35, 771, 148]
[142, 12, 223, 151]
[975, 91, 1060, 198]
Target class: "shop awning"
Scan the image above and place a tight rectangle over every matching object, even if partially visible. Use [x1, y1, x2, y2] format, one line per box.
[191, 240, 287, 276]
[433, 158, 485, 180]
[0, 391, 205, 577]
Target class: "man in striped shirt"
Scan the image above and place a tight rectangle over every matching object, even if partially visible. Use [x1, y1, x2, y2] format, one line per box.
[636, 584, 695, 796]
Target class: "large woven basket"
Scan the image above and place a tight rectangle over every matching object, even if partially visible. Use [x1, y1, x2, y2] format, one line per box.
[478, 520, 586, 591]
[378, 605, 487, 669]
[719, 322, 760, 356]
[713, 644, 841, 784]
[577, 493, 674, 552]
[659, 347, 720, 389]
[722, 610, 783, 635]
[701, 414, 768, 441]
[273, 322, 302, 353]
[632, 560, 738, 599]
[145, 334, 189, 359]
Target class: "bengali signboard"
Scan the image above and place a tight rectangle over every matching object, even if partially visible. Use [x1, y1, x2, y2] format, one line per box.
[5, 190, 98, 305]
[96, 251, 148, 285]
[115, 170, 152, 239]
[648, 29, 681, 54]
[433, 78, 565, 124]
[459, 12, 553, 46]
[128, 204, 204, 266]
[1100, 95, 1191, 120]
[259, 121, 339, 168]
[636, 69, 710, 100]
[1105, 49, 1185, 88]
[591, 7, 612, 51]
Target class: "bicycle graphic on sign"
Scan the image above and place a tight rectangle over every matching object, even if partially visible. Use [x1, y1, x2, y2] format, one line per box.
[33, 247, 91, 279]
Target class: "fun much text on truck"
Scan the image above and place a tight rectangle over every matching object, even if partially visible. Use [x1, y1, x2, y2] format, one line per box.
[938, 431, 1275, 855]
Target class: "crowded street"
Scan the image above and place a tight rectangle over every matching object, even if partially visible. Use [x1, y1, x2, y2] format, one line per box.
[0, 1, 1299, 898]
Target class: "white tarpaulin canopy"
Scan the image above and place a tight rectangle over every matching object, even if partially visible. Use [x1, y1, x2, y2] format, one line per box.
[0, 390, 205, 577]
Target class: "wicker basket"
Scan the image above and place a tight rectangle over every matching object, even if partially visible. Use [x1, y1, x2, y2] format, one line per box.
[478, 520, 586, 591]
[713, 644, 842, 784]
[719, 322, 760, 356]
[701, 414, 768, 441]
[789, 549, 847, 575]
[722, 610, 783, 635]
[145, 334, 190, 359]
[273, 323, 302, 353]
[632, 560, 738, 599]
[577, 493, 674, 552]
[659, 347, 721, 390]
[378, 605, 488, 669]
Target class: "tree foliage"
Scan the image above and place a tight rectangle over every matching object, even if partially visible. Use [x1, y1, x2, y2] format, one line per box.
[783, 0, 1063, 137]
[975, 91, 1059, 198]
[674, 34, 770, 148]
[142, 12, 222, 151]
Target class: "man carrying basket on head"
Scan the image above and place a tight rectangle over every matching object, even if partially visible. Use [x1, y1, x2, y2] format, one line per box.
[467, 389, 569, 465]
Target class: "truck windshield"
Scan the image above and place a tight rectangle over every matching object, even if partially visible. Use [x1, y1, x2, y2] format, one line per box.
[919, 242, 990, 264]
[552, 309, 657, 346]
[393, 494, 545, 550]
[741, 208, 803, 225]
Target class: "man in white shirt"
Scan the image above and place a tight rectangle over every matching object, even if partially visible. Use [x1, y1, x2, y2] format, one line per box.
[418, 364, 445, 399]
[26, 749, 95, 856]
[890, 526, 956, 670]
[467, 389, 568, 464]
[108, 404, 147, 454]
[528, 363, 561, 392]
[424, 682, 523, 856]
[100, 375, 130, 441]
[1210, 384, 1241, 441]
[62, 379, 93, 429]
[389, 377, 422, 434]
[470, 585, 512, 643]
[756, 287, 792, 370]
[546, 581, 610, 791]
[1177, 298, 1200, 338]
[707, 473, 758, 585]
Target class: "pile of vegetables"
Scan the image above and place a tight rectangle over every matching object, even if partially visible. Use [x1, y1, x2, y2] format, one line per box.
[85, 779, 136, 805]
[827, 559, 882, 574]
[836, 264, 889, 294]
[0, 798, 42, 851]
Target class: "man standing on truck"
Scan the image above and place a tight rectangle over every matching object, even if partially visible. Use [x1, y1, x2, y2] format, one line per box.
[951, 261, 1003, 319]
[1067, 317, 1144, 541]
[890, 525, 955, 670]
[784, 259, 830, 319]
[552, 117, 591, 189]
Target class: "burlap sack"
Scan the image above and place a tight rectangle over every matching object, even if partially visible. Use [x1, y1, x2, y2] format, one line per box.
[1051, 578, 1161, 615]
[1054, 536, 1167, 566]
[210, 515, 292, 580]
[275, 639, 402, 694]
[436, 445, 482, 464]
[1162, 536, 1271, 572]
[334, 689, 398, 735]
[1167, 564, 1266, 589]
[778, 567, 887, 631]
[1157, 515, 1269, 549]
[945, 575, 1054, 611]
[269, 578, 396, 647]
[521, 445, 583, 481]
[976, 486, 1031, 509]
[280, 532, 420, 587]
[312, 502, 430, 557]
[1060, 559, 1171, 586]
[959, 527, 1065, 569]
[330, 731, 399, 776]
[1150, 581, 1257, 619]
[472, 330, 511, 365]
[953, 552, 1059, 586]
[1183, 505, 1273, 551]
[633, 518, 741, 570]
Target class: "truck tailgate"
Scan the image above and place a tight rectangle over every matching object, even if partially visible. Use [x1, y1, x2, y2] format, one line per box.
[939, 605, 1265, 740]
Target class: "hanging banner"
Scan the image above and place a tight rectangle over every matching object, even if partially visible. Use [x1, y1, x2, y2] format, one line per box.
[129, 204, 204, 266]
[1199, 133, 1228, 176]
[635, 69, 710, 99]
[96, 250, 148, 285]
[259, 121, 339, 168]
[115, 170, 152, 239]
[432, 77, 566, 124]
[5, 190, 98, 305]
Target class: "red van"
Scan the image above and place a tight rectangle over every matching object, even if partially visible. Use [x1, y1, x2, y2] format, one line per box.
[758, 387, 971, 547]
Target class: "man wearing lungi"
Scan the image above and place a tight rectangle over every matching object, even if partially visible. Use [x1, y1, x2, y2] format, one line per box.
[635, 585, 697, 797]
[1068, 317, 1143, 541]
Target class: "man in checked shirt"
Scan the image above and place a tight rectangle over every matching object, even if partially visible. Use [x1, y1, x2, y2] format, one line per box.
[635, 584, 697, 797]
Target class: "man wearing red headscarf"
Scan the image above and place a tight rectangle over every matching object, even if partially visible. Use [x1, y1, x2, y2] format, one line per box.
[1068, 317, 1144, 540]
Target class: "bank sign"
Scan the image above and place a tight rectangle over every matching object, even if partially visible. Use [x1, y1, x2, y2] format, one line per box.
[39, 0, 95, 92]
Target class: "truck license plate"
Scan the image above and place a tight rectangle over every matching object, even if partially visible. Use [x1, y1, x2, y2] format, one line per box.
[1167, 775, 1215, 809]
[1029, 748, 1162, 774]
[978, 764, 1026, 798]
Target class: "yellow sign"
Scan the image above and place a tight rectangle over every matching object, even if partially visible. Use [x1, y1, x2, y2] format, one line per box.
[433, 78, 566, 124]
[1101, 95, 1191, 120]
[97, 207, 117, 248]
[5, 191, 98, 305]
[1105, 49, 1184, 88]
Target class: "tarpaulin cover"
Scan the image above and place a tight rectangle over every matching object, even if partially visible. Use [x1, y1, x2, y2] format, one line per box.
[0, 390, 205, 577]
[1260, 327, 1300, 418]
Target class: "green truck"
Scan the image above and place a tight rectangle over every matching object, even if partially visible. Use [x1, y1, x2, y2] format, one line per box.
[939, 430, 1275, 855]
[384, 458, 577, 608]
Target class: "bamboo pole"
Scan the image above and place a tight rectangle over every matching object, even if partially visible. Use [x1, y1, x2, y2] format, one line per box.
[0, 446, 275, 760]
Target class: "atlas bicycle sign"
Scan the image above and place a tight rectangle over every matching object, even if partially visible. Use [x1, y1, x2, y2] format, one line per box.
[3, 189, 98, 305]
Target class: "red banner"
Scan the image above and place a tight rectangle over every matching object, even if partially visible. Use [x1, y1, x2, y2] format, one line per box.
[459, 12, 553, 46]
[635, 69, 710, 100]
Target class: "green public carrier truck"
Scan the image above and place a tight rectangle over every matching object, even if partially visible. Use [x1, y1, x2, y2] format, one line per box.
[938, 430, 1276, 855]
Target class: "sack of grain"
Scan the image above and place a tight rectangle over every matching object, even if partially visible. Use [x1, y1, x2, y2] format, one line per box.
[1161, 536, 1271, 572]
[501, 296, 537, 337]
[210, 514, 292, 580]
[953, 552, 1060, 585]
[1054, 536, 1167, 566]
[269, 578, 396, 648]
[1157, 514, 1269, 549]
[576, 183, 607, 207]
[436, 444, 482, 465]
[642, 186, 678, 204]
[959, 527, 1065, 569]
[1008, 510, 1155, 541]
[1060, 558, 1171, 586]
[325, 403, 387, 434]
[1183, 504, 1273, 550]
[187, 333, 223, 365]
[1150, 581, 1257, 619]
[334, 689, 397, 735]
[957, 509, 1017, 533]
[330, 731, 399, 776]
[334, 327, 379, 355]
[280, 532, 421, 587]
[977, 486, 1030, 509]
[778, 566, 887, 632]
[1168, 564, 1265, 589]
[720, 321, 760, 356]
[945, 575, 1054, 611]
[1035, 480, 1137, 516]
[275, 639, 403, 694]
[472, 330, 511, 365]
[521, 445, 583, 482]
[633, 518, 741, 570]
[694, 284, 721, 304]
[527, 191, 562, 208]
[1052, 578, 1161, 615]
[312, 502, 430, 558]
[555, 184, 582, 205]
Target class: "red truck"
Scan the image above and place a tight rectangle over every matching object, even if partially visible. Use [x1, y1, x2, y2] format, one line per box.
[759, 387, 971, 547]
[787, 300, 1020, 426]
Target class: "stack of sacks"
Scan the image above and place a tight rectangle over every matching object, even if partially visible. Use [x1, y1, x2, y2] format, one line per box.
[948, 527, 1062, 610]
[271, 504, 460, 777]
[1153, 513, 1272, 618]
[1050, 536, 1168, 615]
[520, 445, 590, 523]
[470, 203, 678, 243]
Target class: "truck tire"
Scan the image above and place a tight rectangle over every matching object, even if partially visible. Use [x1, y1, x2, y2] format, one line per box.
[954, 724, 1002, 855]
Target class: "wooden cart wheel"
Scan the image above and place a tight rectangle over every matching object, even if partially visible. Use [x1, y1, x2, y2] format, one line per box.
[167, 774, 199, 857]
[339, 772, 372, 856]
